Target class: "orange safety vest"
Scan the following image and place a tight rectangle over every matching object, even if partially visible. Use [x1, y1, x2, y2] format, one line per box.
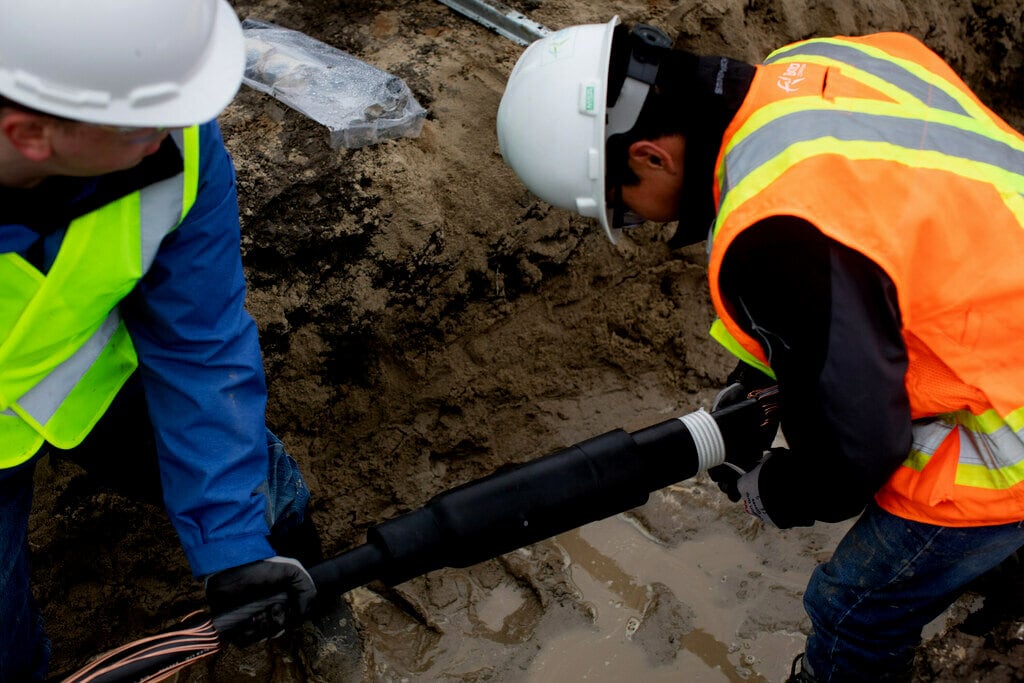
[707, 33, 1024, 526]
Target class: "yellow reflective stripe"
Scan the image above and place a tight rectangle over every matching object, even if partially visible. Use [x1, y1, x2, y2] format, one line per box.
[724, 94, 1024, 167]
[708, 319, 776, 379]
[897, 95, 1024, 159]
[724, 96, 818, 151]
[717, 137, 1024, 242]
[719, 137, 898, 235]
[763, 43, 1024, 167]
[770, 52, 933, 113]
[904, 414, 1024, 489]
[962, 427, 1024, 468]
[765, 37, 992, 123]
[903, 449, 930, 472]
[956, 459, 1024, 489]
[956, 407, 1024, 435]
[1005, 192, 1024, 229]
[14, 321, 137, 448]
[902, 450, 1024, 489]
[180, 125, 200, 222]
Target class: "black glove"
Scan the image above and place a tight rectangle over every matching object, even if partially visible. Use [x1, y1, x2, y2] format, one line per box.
[707, 363, 779, 500]
[205, 556, 317, 644]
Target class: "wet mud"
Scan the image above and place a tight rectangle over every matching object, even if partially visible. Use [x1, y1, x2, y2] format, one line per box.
[30, 0, 1024, 681]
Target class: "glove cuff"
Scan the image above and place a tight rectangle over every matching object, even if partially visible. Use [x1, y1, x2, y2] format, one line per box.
[736, 463, 777, 527]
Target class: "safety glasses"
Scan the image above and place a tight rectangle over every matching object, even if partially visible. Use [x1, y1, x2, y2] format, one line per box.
[92, 124, 172, 144]
[606, 182, 647, 230]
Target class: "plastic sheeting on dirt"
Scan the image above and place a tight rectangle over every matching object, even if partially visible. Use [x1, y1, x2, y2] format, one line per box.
[242, 19, 428, 149]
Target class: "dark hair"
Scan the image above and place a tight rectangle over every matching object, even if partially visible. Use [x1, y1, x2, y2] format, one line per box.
[0, 94, 34, 112]
[605, 46, 699, 189]
[0, 94, 70, 121]
[604, 32, 756, 245]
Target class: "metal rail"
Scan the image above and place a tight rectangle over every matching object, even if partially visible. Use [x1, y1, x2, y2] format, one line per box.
[435, 0, 551, 46]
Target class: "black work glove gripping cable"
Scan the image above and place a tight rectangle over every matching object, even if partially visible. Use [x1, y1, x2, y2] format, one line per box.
[706, 366, 780, 501]
[205, 556, 317, 645]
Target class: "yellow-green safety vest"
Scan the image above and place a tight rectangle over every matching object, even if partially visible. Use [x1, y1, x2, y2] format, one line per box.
[0, 127, 200, 468]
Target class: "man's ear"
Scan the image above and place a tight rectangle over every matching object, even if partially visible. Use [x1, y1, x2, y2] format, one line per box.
[626, 138, 682, 176]
[1, 111, 55, 162]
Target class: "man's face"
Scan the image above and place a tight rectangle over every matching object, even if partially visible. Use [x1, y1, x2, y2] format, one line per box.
[48, 122, 171, 176]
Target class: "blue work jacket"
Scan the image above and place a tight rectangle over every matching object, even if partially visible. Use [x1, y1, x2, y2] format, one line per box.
[0, 121, 275, 577]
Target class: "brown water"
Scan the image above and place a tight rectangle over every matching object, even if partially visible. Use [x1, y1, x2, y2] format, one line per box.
[352, 482, 854, 682]
[525, 514, 807, 682]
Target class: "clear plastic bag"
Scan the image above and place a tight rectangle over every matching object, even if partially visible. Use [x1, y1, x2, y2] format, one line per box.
[242, 19, 427, 149]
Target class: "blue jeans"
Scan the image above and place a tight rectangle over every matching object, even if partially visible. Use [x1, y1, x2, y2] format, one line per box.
[803, 501, 1024, 681]
[0, 428, 308, 682]
[0, 453, 50, 682]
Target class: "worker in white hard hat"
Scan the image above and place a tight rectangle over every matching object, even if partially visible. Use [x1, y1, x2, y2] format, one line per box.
[498, 17, 1024, 682]
[0, 1, 320, 678]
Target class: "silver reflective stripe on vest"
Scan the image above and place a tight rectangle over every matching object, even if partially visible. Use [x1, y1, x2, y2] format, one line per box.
[912, 418, 1024, 473]
[140, 171, 186, 272]
[959, 423, 1024, 470]
[720, 109, 1024, 199]
[9, 142, 186, 426]
[6, 311, 121, 423]
[764, 41, 968, 116]
[911, 419, 955, 458]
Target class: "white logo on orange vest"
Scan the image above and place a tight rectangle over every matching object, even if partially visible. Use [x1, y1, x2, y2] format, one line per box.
[777, 62, 807, 93]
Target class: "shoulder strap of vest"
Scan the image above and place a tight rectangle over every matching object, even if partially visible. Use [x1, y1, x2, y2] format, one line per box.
[0, 126, 200, 413]
[172, 126, 200, 223]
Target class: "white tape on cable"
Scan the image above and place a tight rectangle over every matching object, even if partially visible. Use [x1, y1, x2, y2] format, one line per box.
[677, 409, 726, 471]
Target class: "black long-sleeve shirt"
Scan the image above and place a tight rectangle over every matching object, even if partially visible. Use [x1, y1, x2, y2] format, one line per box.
[678, 56, 914, 527]
[719, 220, 912, 527]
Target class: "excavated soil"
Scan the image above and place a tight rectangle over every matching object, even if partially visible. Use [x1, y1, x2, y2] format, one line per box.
[29, 0, 1024, 681]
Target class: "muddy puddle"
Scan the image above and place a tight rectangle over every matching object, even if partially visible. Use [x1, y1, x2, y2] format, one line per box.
[350, 476, 856, 682]
[535, 518, 801, 682]
[351, 491, 970, 682]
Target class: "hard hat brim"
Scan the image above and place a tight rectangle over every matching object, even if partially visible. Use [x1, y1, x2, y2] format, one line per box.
[0, 0, 245, 128]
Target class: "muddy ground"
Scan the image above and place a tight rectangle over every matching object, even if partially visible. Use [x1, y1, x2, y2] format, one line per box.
[29, 0, 1024, 681]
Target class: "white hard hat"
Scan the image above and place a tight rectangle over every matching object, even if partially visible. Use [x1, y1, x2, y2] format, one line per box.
[0, 0, 245, 127]
[496, 18, 666, 243]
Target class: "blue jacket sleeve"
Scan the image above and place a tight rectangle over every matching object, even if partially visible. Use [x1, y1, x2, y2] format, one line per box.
[121, 121, 275, 577]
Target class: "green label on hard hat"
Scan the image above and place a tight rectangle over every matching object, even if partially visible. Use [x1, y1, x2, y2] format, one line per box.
[578, 81, 600, 117]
